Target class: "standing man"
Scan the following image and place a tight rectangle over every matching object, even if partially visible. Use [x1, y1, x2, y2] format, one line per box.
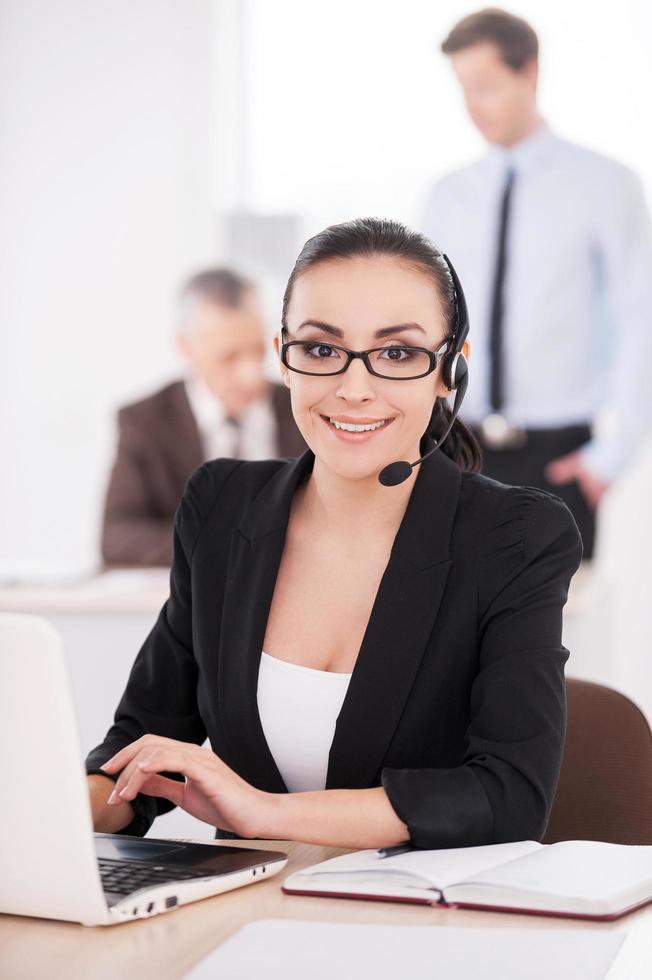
[101, 268, 307, 567]
[424, 8, 652, 559]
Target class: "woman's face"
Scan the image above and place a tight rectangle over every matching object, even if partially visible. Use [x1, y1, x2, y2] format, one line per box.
[274, 255, 453, 483]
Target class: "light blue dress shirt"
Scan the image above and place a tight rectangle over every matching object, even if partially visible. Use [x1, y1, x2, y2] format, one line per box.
[422, 122, 652, 481]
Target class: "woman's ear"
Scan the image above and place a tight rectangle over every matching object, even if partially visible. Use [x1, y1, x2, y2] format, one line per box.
[435, 365, 451, 397]
[437, 337, 471, 394]
[273, 333, 291, 388]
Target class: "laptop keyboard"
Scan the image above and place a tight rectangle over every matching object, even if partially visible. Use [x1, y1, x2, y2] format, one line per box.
[98, 858, 218, 896]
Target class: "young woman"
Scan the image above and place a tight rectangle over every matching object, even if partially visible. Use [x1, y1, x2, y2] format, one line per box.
[87, 218, 582, 850]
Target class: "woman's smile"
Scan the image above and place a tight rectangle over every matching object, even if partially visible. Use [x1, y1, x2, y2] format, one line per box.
[319, 413, 396, 442]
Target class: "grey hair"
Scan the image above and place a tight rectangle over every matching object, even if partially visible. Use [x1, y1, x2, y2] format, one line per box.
[177, 267, 254, 333]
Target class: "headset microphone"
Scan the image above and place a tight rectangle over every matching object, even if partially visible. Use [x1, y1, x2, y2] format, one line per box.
[378, 252, 470, 488]
[378, 369, 468, 486]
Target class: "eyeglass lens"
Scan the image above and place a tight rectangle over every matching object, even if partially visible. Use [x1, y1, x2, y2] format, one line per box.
[285, 342, 435, 379]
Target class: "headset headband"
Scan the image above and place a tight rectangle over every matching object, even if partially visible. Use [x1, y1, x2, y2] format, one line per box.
[441, 252, 470, 355]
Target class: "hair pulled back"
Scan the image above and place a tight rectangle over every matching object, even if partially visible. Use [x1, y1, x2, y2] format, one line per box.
[281, 217, 482, 472]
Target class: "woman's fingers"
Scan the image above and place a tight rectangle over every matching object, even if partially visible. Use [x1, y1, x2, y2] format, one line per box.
[108, 746, 168, 802]
[106, 747, 157, 802]
[104, 738, 197, 802]
[100, 733, 176, 775]
[112, 746, 210, 804]
[102, 740, 252, 833]
[137, 772, 235, 829]
[102, 742, 268, 838]
[135, 773, 186, 807]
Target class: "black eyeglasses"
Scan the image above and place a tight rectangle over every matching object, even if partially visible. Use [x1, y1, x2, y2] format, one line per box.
[280, 332, 450, 381]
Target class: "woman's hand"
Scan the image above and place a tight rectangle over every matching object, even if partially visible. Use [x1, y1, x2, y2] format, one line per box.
[88, 774, 135, 834]
[100, 735, 276, 839]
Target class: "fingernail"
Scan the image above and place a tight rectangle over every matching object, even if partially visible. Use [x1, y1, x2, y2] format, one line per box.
[118, 785, 129, 798]
[107, 789, 117, 805]
[99, 763, 108, 771]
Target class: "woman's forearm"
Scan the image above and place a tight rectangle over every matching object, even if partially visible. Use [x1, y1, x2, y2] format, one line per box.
[261, 786, 410, 849]
[88, 774, 135, 834]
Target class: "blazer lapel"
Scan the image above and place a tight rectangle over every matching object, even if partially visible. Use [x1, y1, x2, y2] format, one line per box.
[326, 448, 461, 789]
[217, 446, 462, 794]
[217, 451, 315, 792]
[167, 381, 204, 482]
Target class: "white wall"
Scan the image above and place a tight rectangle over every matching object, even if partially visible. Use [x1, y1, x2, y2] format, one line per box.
[242, 0, 652, 229]
[1, 1, 650, 715]
[0, 0, 216, 577]
[238, 0, 652, 715]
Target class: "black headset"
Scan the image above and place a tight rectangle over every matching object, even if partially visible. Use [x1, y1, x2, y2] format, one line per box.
[378, 252, 470, 487]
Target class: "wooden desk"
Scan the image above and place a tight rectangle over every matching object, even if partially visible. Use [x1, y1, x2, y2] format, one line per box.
[1, 839, 651, 979]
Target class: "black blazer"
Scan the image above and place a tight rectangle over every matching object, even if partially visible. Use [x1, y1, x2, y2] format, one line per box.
[86, 446, 583, 849]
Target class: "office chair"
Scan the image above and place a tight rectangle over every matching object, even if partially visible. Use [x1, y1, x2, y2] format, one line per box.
[543, 678, 652, 845]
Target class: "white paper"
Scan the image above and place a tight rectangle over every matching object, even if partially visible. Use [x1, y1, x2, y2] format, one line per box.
[457, 841, 652, 903]
[185, 919, 626, 980]
[288, 839, 542, 890]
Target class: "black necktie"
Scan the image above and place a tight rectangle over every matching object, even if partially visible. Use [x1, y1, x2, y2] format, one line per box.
[488, 168, 516, 413]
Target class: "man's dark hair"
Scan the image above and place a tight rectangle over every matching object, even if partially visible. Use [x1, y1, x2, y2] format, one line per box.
[180, 267, 253, 310]
[441, 8, 539, 70]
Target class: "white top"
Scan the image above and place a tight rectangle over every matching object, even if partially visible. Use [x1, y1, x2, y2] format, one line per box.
[256, 651, 352, 792]
[422, 121, 652, 481]
[184, 377, 277, 461]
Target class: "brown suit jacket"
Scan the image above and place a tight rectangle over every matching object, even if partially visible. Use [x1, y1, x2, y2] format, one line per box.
[101, 380, 306, 566]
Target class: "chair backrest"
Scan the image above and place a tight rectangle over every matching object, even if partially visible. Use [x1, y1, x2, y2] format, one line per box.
[543, 677, 652, 845]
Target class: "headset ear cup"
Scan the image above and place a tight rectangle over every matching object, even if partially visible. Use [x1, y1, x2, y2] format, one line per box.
[442, 353, 455, 390]
[443, 351, 468, 390]
[453, 352, 468, 389]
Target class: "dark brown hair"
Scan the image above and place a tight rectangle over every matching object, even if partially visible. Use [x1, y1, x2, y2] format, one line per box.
[441, 8, 538, 70]
[281, 217, 482, 473]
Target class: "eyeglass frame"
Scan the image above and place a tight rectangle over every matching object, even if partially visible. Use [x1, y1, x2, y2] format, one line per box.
[279, 328, 451, 381]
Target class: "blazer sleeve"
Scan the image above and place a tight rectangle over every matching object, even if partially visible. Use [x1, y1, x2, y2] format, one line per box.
[381, 488, 583, 850]
[101, 407, 174, 567]
[86, 459, 242, 836]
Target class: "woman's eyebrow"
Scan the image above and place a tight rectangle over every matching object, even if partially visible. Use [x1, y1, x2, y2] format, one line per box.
[296, 320, 426, 338]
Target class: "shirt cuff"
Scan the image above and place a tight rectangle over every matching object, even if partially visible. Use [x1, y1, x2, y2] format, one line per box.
[578, 440, 621, 483]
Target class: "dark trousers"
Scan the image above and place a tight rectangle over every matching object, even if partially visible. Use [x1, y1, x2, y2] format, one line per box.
[471, 423, 596, 560]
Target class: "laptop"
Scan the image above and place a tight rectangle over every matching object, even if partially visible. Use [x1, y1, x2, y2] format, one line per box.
[0, 613, 288, 926]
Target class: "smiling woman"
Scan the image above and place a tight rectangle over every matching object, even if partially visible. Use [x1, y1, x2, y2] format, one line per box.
[86, 217, 583, 852]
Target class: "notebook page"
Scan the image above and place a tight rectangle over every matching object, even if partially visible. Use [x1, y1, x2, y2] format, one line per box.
[289, 839, 542, 890]
[451, 841, 652, 908]
[384, 840, 543, 887]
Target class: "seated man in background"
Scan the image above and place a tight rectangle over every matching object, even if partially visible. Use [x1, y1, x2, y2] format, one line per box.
[101, 268, 307, 567]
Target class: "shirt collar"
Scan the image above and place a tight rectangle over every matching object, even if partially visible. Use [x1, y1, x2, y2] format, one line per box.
[185, 376, 274, 435]
[184, 376, 227, 434]
[488, 120, 557, 175]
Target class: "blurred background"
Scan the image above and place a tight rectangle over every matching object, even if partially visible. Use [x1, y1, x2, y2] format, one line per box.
[3, 0, 651, 576]
[1, 0, 651, 832]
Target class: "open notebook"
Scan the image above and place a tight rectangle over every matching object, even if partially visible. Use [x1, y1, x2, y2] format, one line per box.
[283, 839, 652, 921]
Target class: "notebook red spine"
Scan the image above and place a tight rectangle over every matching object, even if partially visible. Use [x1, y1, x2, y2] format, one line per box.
[281, 885, 442, 907]
[281, 886, 652, 921]
[452, 894, 652, 922]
